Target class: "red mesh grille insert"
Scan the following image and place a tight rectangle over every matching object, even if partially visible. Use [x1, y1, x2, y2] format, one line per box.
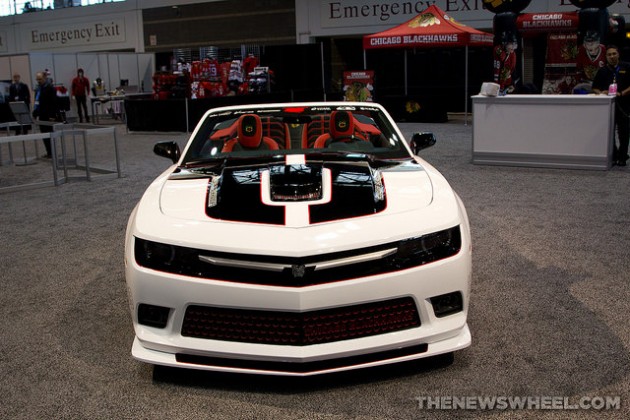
[181, 297, 420, 346]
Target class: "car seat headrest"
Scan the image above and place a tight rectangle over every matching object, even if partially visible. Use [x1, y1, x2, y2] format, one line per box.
[237, 114, 262, 148]
[330, 110, 354, 139]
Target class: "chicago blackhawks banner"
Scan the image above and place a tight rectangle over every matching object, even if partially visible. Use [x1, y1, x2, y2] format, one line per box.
[343, 71, 374, 102]
[542, 33, 579, 94]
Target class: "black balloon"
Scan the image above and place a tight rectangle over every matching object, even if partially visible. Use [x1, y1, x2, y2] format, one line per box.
[578, 7, 610, 42]
[482, 0, 531, 14]
[568, 0, 616, 8]
[493, 12, 519, 45]
[610, 14, 626, 35]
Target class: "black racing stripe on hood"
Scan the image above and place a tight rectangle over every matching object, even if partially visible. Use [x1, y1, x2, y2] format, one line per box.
[205, 162, 386, 225]
[206, 168, 285, 225]
[310, 163, 386, 224]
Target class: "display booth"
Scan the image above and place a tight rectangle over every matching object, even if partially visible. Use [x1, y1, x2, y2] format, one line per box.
[363, 5, 493, 122]
[125, 43, 327, 132]
[471, 0, 622, 171]
[485, 0, 625, 94]
[125, 56, 288, 131]
[0, 52, 154, 127]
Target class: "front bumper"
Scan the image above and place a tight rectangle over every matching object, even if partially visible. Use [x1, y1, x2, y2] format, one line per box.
[125, 227, 472, 375]
[132, 325, 470, 376]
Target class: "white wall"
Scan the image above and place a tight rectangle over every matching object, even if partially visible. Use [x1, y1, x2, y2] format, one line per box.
[0, 0, 225, 54]
[0, 54, 31, 83]
[1, 7, 144, 54]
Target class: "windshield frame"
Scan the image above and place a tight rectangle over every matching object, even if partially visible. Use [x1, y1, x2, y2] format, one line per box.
[179, 102, 413, 167]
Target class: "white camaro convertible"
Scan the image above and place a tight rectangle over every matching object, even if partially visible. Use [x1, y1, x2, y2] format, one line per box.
[125, 102, 471, 376]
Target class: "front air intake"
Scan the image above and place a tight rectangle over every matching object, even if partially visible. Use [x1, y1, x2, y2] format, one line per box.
[181, 297, 420, 345]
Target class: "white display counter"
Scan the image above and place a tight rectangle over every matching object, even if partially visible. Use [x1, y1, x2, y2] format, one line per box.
[472, 94, 614, 170]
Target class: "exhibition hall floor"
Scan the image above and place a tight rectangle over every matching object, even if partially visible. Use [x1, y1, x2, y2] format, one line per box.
[1, 120, 629, 419]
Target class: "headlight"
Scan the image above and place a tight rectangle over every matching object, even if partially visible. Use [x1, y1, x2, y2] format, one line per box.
[135, 238, 198, 275]
[394, 226, 461, 268]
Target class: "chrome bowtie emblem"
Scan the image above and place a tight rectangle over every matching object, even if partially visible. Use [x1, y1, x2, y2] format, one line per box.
[291, 264, 306, 278]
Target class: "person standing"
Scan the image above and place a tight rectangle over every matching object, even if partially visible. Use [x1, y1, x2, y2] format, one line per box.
[592, 45, 630, 167]
[33, 71, 58, 158]
[9, 73, 31, 135]
[71, 68, 90, 123]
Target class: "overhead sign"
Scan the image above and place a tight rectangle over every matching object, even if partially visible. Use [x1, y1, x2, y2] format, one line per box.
[308, 0, 630, 38]
[25, 19, 126, 50]
[321, 0, 494, 28]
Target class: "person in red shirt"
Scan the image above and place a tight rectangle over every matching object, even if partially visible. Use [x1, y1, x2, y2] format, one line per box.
[71, 68, 90, 123]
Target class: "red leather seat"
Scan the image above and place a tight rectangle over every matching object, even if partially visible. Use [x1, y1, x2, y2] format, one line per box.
[221, 114, 279, 152]
[260, 117, 290, 149]
[313, 110, 356, 148]
[302, 114, 330, 148]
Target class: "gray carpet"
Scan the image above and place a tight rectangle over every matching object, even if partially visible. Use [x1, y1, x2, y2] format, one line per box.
[1, 118, 629, 419]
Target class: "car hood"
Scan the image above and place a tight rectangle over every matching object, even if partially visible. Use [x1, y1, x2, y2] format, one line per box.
[132, 159, 463, 256]
[160, 160, 431, 225]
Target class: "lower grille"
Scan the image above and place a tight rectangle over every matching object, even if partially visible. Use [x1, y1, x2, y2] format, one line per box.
[181, 297, 420, 346]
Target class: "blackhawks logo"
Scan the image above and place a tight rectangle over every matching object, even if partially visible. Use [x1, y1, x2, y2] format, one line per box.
[409, 13, 440, 28]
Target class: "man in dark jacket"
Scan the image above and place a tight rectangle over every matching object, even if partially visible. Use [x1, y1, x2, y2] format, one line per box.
[9, 73, 31, 135]
[33, 71, 58, 158]
[592, 45, 630, 167]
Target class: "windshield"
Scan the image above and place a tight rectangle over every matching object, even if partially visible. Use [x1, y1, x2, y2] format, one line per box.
[181, 104, 411, 166]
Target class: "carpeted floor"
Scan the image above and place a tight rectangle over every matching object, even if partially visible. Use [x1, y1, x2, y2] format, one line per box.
[1, 119, 629, 419]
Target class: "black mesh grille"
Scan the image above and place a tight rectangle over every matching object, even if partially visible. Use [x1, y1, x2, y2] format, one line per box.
[181, 297, 420, 345]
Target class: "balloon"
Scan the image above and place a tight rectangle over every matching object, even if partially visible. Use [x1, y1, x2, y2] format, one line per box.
[482, 0, 532, 14]
[568, 0, 616, 9]
[493, 12, 518, 45]
[610, 14, 626, 35]
[578, 7, 609, 41]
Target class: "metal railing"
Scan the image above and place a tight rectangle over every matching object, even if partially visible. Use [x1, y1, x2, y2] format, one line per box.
[0, 123, 121, 193]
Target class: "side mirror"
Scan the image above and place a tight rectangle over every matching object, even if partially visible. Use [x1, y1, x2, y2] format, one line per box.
[410, 132, 436, 154]
[153, 141, 181, 164]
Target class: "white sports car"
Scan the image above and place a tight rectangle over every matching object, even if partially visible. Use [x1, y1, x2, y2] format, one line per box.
[125, 102, 471, 376]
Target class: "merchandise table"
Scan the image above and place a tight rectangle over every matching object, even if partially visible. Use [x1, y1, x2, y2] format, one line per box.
[91, 95, 125, 124]
[472, 94, 615, 170]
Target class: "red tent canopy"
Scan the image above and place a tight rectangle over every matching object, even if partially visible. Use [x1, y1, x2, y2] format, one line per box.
[362, 5, 493, 123]
[363, 5, 493, 50]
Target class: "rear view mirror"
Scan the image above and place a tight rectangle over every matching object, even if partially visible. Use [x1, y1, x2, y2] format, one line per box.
[410, 132, 436, 154]
[154, 141, 181, 164]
